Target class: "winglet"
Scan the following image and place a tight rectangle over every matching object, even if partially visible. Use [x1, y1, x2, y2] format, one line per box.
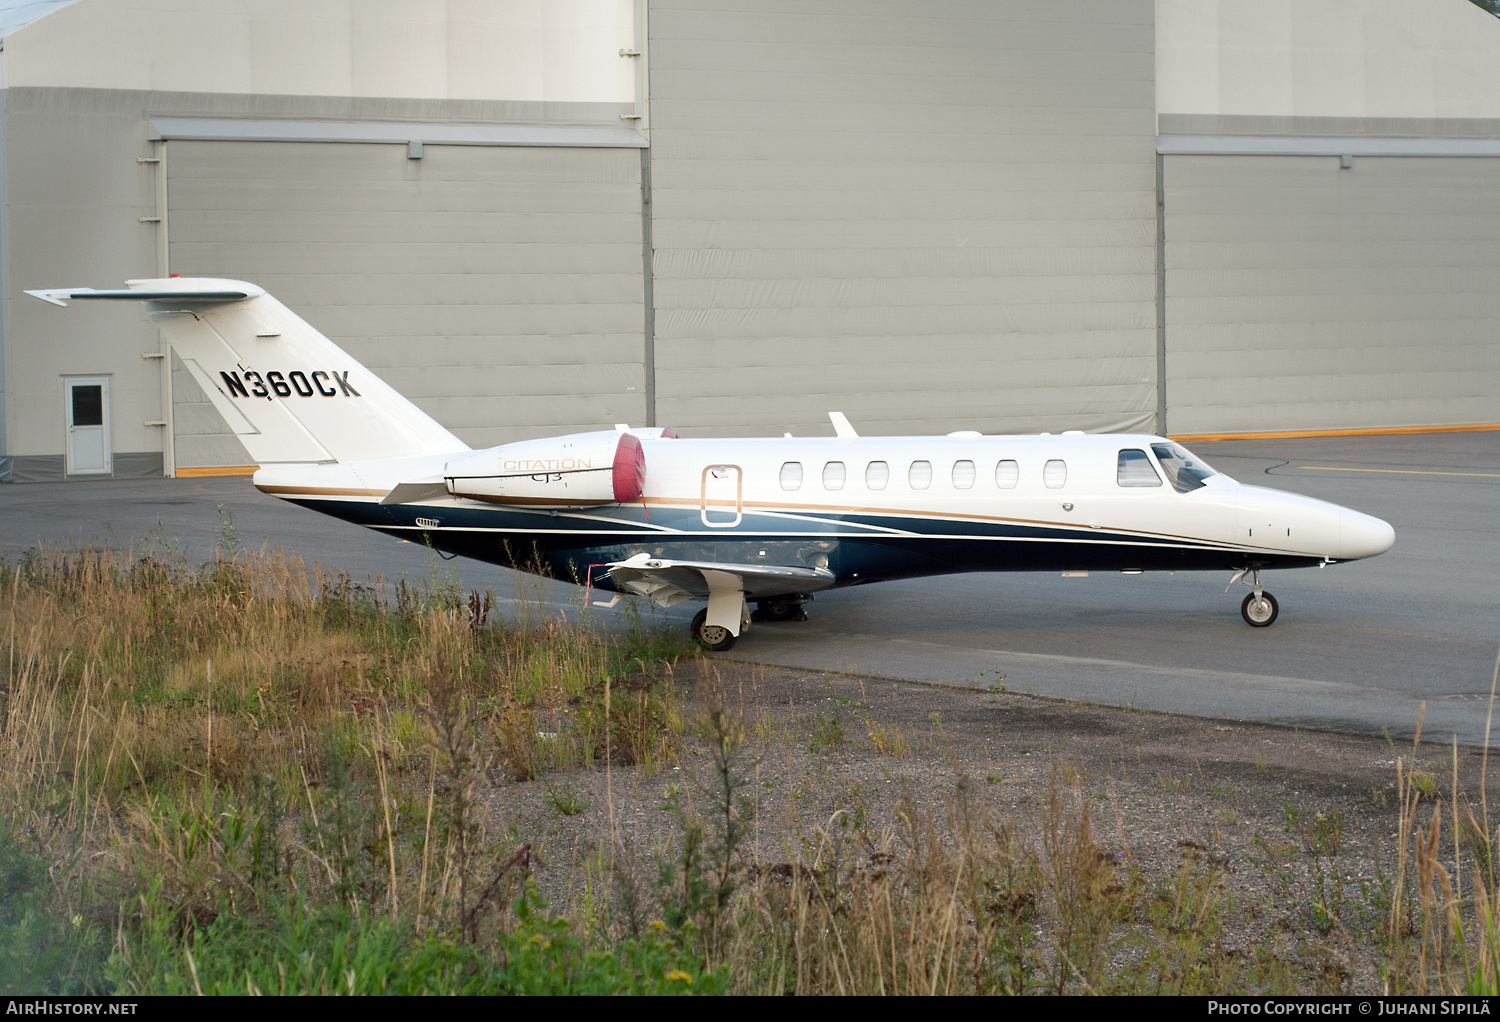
[828, 412, 858, 438]
[24, 289, 76, 307]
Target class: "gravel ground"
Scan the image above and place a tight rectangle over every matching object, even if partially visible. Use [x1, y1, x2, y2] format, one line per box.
[477, 659, 1487, 992]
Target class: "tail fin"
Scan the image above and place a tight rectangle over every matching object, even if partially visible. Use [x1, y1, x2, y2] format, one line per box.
[27, 278, 466, 464]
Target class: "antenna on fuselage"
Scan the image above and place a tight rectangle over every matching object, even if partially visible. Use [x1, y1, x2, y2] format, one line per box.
[828, 411, 858, 438]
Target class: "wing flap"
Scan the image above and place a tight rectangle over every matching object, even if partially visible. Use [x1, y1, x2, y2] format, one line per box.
[605, 554, 835, 604]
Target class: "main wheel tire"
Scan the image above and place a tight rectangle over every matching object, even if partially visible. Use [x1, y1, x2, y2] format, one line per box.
[690, 608, 737, 652]
[754, 600, 805, 623]
[1241, 591, 1279, 628]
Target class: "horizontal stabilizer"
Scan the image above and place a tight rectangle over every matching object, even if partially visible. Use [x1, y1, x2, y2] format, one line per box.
[26, 284, 260, 307]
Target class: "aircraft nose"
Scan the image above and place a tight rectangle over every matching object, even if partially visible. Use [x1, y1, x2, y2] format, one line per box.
[1339, 509, 1395, 560]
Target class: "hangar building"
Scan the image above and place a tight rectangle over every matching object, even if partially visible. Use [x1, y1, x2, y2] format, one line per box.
[0, 0, 1496, 480]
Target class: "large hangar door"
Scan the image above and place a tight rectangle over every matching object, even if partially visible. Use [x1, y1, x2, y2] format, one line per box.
[166, 141, 645, 469]
[647, 0, 1160, 439]
[1163, 154, 1500, 436]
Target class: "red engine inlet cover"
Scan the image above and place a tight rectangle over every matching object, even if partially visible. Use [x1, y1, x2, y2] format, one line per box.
[611, 432, 646, 503]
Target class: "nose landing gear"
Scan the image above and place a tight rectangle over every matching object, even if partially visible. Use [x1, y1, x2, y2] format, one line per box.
[1240, 590, 1279, 627]
[1228, 568, 1279, 628]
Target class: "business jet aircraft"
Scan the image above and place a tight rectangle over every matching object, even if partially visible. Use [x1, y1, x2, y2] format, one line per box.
[29, 278, 1395, 651]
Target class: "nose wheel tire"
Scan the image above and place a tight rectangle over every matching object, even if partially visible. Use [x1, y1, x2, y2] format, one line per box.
[690, 608, 737, 652]
[1241, 591, 1279, 627]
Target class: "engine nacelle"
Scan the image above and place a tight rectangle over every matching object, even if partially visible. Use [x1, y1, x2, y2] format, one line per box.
[444, 430, 646, 507]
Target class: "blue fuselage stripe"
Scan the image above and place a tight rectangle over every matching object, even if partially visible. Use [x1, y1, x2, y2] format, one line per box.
[284, 497, 1325, 591]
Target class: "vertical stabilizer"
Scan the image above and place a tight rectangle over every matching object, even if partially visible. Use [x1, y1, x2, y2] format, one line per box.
[27, 278, 468, 464]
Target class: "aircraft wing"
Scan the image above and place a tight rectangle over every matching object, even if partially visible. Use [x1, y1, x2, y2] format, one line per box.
[604, 553, 836, 608]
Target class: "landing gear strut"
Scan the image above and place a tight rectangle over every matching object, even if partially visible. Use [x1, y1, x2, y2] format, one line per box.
[752, 598, 808, 623]
[690, 608, 737, 652]
[1229, 568, 1279, 628]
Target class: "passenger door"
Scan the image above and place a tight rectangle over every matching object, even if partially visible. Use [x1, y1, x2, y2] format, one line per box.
[700, 464, 742, 527]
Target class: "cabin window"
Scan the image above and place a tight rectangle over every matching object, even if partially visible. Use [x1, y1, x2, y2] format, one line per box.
[779, 461, 803, 491]
[822, 461, 847, 490]
[1116, 448, 1162, 487]
[1043, 459, 1067, 488]
[909, 460, 933, 490]
[1150, 442, 1215, 494]
[994, 460, 1019, 488]
[952, 460, 975, 489]
[865, 461, 889, 490]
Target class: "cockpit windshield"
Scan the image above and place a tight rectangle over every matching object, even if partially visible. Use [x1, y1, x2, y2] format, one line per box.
[1150, 442, 1216, 494]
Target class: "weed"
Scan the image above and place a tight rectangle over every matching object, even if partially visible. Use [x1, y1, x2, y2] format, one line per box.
[0, 819, 106, 992]
[865, 719, 910, 758]
[1306, 810, 1345, 858]
[657, 700, 754, 961]
[1408, 769, 1436, 798]
[543, 781, 593, 818]
[1254, 833, 1299, 862]
[1285, 803, 1345, 857]
[809, 711, 844, 755]
[108, 882, 717, 995]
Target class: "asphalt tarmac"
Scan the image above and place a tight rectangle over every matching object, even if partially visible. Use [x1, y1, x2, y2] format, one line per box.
[1, 432, 1495, 744]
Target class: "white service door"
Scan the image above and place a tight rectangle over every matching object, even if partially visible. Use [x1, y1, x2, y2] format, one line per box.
[65, 378, 111, 475]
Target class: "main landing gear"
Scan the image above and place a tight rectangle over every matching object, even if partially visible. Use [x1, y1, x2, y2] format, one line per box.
[693, 597, 810, 652]
[751, 598, 809, 623]
[1228, 568, 1279, 628]
[690, 608, 737, 652]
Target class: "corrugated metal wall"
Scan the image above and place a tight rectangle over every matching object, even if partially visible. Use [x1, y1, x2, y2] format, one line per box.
[647, 0, 1160, 439]
[1164, 154, 1500, 435]
[166, 140, 646, 466]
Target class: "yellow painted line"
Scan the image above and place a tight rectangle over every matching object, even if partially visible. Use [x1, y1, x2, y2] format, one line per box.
[1299, 466, 1500, 478]
[176, 465, 259, 477]
[1171, 422, 1500, 442]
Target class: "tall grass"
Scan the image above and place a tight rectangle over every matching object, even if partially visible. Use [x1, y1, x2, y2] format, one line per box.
[4, 538, 1499, 994]
[1380, 654, 1500, 995]
[0, 539, 698, 993]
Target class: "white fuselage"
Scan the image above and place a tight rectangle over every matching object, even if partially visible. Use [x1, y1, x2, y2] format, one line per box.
[254, 431, 1395, 585]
